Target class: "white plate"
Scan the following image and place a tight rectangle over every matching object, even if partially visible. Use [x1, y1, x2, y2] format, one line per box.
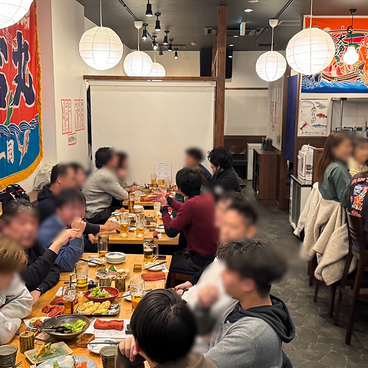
[144, 262, 163, 271]
[105, 252, 126, 262]
[106, 259, 125, 265]
[87, 339, 117, 354]
[123, 291, 131, 302]
[38, 356, 97, 368]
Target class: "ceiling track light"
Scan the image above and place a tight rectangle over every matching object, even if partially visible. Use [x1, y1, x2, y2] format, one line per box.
[142, 23, 148, 40]
[174, 48, 179, 59]
[145, 0, 153, 17]
[152, 35, 159, 50]
[155, 12, 161, 31]
[168, 38, 173, 51]
[163, 30, 169, 45]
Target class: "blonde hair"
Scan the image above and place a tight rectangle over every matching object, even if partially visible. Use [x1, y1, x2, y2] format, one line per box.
[0, 234, 28, 273]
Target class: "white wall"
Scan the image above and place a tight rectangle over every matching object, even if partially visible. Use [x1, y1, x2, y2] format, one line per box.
[90, 81, 215, 183]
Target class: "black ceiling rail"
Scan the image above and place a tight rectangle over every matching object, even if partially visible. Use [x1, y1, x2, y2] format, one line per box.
[274, 0, 295, 19]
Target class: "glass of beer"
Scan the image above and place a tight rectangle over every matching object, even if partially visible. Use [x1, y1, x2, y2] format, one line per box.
[136, 214, 145, 238]
[75, 261, 89, 294]
[143, 238, 159, 263]
[134, 190, 141, 202]
[98, 234, 109, 258]
[128, 193, 135, 214]
[153, 202, 161, 214]
[151, 173, 157, 186]
[63, 284, 77, 314]
[130, 277, 145, 311]
[120, 213, 129, 237]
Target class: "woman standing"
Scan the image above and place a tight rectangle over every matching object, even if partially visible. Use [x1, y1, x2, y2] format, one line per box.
[316, 132, 353, 208]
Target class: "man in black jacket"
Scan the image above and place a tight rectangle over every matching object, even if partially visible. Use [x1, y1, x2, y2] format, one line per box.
[208, 147, 241, 196]
[0, 199, 77, 305]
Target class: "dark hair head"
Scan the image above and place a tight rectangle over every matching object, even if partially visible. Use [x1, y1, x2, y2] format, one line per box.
[228, 201, 257, 226]
[95, 147, 115, 169]
[186, 148, 204, 163]
[130, 289, 197, 364]
[316, 132, 352, 183]
[55, 189, 86, 208]
[218, 191, 245, 204]
[50, 164, 72, 184]
[116, 151, 128, 168]
[223, 238, 287, 298]
[1, 199, 39, 224]
[208, 147, 233, 169]
[353, 136, 368, 152]
[176, 167, 202, 197]
[69, 162, 85, 173]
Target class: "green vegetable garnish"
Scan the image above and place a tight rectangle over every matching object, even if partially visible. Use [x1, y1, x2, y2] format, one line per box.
[53, 361, 60, 368]
[109, 265, 118, 272]
[99, 269, 108, 275]
[60, 320, 87, 333]
[90, 286, 111, 298]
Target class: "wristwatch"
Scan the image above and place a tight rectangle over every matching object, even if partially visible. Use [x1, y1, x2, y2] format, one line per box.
[36, 286, 45, 295]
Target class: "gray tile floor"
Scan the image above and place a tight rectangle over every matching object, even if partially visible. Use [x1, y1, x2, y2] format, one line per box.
[242, 183, 368, 368]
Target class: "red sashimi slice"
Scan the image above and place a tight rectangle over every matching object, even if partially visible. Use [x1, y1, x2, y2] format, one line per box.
[94, 319, 124, 331]
[141, 272, 165, 281]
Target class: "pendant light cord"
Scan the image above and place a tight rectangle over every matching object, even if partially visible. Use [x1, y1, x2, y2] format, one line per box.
[99, 0, 103, 27]
[137, 28, 140, 51]
[271, 26, 274, 51]
[309, 0, 313, 28]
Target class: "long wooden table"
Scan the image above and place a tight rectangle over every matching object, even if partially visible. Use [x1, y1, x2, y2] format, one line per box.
[9, 253, 172, 368]
[94, 210, 179, 246]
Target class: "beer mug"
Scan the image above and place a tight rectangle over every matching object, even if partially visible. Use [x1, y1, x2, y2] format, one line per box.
[63, 283, 77, 314]
[143, 238, 159, 263]
[134, 190, 141, 202]
[98, 234, 109, 258]
[136, 213, 145, 238]
[130, 277, 145, 311]
[75, 261, 89, 293]
[120, 213, 129, 237]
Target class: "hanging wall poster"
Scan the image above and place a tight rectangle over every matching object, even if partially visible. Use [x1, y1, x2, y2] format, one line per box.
[302, 16, 368, 93]
[298, 99, 329, 137]
[268, 78, 284, 151]
[0, 3, 42, 188]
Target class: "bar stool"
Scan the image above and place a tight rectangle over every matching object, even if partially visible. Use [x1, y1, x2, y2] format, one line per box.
[334, 211, 368, 345]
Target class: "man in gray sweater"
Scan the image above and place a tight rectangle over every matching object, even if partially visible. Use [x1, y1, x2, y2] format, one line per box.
[199, 238, 295, 368]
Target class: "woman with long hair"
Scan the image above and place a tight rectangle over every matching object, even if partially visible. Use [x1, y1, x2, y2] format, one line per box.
[316, 132, 353, 208]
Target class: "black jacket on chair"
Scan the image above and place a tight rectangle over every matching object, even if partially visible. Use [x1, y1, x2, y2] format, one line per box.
[209, 167, 241, 195]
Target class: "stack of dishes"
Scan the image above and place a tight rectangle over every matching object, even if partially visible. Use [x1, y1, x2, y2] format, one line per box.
[134, 205, 144, 213]
[105, 252, 126, 264]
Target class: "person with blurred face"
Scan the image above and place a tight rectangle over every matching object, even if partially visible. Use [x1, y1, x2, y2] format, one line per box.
[70, 162, 87, 189]
[185, 147, 212, 182]
[36, 163, 77, 222]
[198, 239, 294, 368]
[1, 200, 77, 305]
[0, 235, 32, 344]
[38, 190, 87, 272]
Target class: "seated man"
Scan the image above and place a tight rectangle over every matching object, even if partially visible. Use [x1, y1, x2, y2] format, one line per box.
[200, 239, 295, 368]
[37, 163, 77, 222]
[117, 289, 216, 368]
[83, 147, 129, 224]
[185, 147, 212, 183]
[152, 168, 218, 273]
[38, 189, 86, 272]
[208, 147, 241, 195]
[0, 235, 32, 344]
[69, 162, 87, 188]
[1, 199, 76, 304]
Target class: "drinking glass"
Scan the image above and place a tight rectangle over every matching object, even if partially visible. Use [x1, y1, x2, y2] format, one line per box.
[99, 275, 112, 287]
[130, 277, 145, 311]
[143, 238, 159, 263]
[154, 202, 161, 214]
[136, 213, 145, 238]
[128, 192, 135, 213]
[0, 346, 18, 368]
[100, 346, 118, 368]
[134, 190, 141, 202]
[98, 234, 109, 258]
[75, 261, 89, 293]
[164, 176, 171, 191]
[120, 213, 130, 237]
[151, 173, 157, 186]
[63, 284, 77, 314]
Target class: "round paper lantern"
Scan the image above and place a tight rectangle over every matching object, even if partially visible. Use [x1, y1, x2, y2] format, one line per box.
[0, 0, 34, 29]
[150, 62, 166, 77]
[124, 51, 152, 76]
[343, 45, 359, 65]
[256, 51, 286, 82]
[79, 26, 124, 71]
[286, 27, 335, 75]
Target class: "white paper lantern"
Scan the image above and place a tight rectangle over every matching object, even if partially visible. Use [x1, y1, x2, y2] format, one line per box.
[0, 0, 34, 29]
[124, 51, 153, 76]
[150, 62, 166, 77]
[256, 51, 286, 82]
[79, 26, 124, 71]
[286, 27, 335, 75]
[343, 45, 359, 65]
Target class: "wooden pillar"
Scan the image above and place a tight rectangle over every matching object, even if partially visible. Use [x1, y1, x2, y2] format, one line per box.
[213, 5, 227, 147]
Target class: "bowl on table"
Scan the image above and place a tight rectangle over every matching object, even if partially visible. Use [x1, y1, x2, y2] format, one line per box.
[41, 315, 90, 341]
[134, 205, 144, 213]
[105, 252, 126, 264]
[84, 286, 119, 303]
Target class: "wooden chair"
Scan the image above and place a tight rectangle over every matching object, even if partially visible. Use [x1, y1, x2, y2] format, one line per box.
[169, 268, 197, 288]
[334, 211, 368, 345]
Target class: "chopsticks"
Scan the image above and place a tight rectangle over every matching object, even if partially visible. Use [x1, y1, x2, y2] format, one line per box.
[144, 261, 167, 270]
[79, 258, 101, 266]
[88, 341, 120, 346]
[13, 362, 22, 368]
[117, 289, 153, 299]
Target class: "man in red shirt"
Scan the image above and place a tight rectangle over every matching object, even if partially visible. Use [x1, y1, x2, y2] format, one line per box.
[152, 168, 218, 274]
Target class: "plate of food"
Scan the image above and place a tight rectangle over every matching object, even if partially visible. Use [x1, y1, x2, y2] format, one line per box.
[95, 266, 130, 279]
[76, 300, 120, 316]
[87, 339, 117, 354]
[38, 355, 97, 368]
[84, 286, 119, 303]
[27, 317, 48, 330]
[122, 291, 131, 302]
[41, 316, 90, 341]
[25, 342, 73, 365]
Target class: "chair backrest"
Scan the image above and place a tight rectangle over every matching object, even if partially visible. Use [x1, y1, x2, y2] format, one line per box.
[346, 211, 366, 256]
[229, 145, 246, 156]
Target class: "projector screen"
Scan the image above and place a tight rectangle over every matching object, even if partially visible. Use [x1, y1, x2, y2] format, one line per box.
[90, 81, 215, 184]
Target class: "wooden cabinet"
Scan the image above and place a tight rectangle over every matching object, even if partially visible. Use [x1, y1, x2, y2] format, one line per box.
[252, 149, 277, 204]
